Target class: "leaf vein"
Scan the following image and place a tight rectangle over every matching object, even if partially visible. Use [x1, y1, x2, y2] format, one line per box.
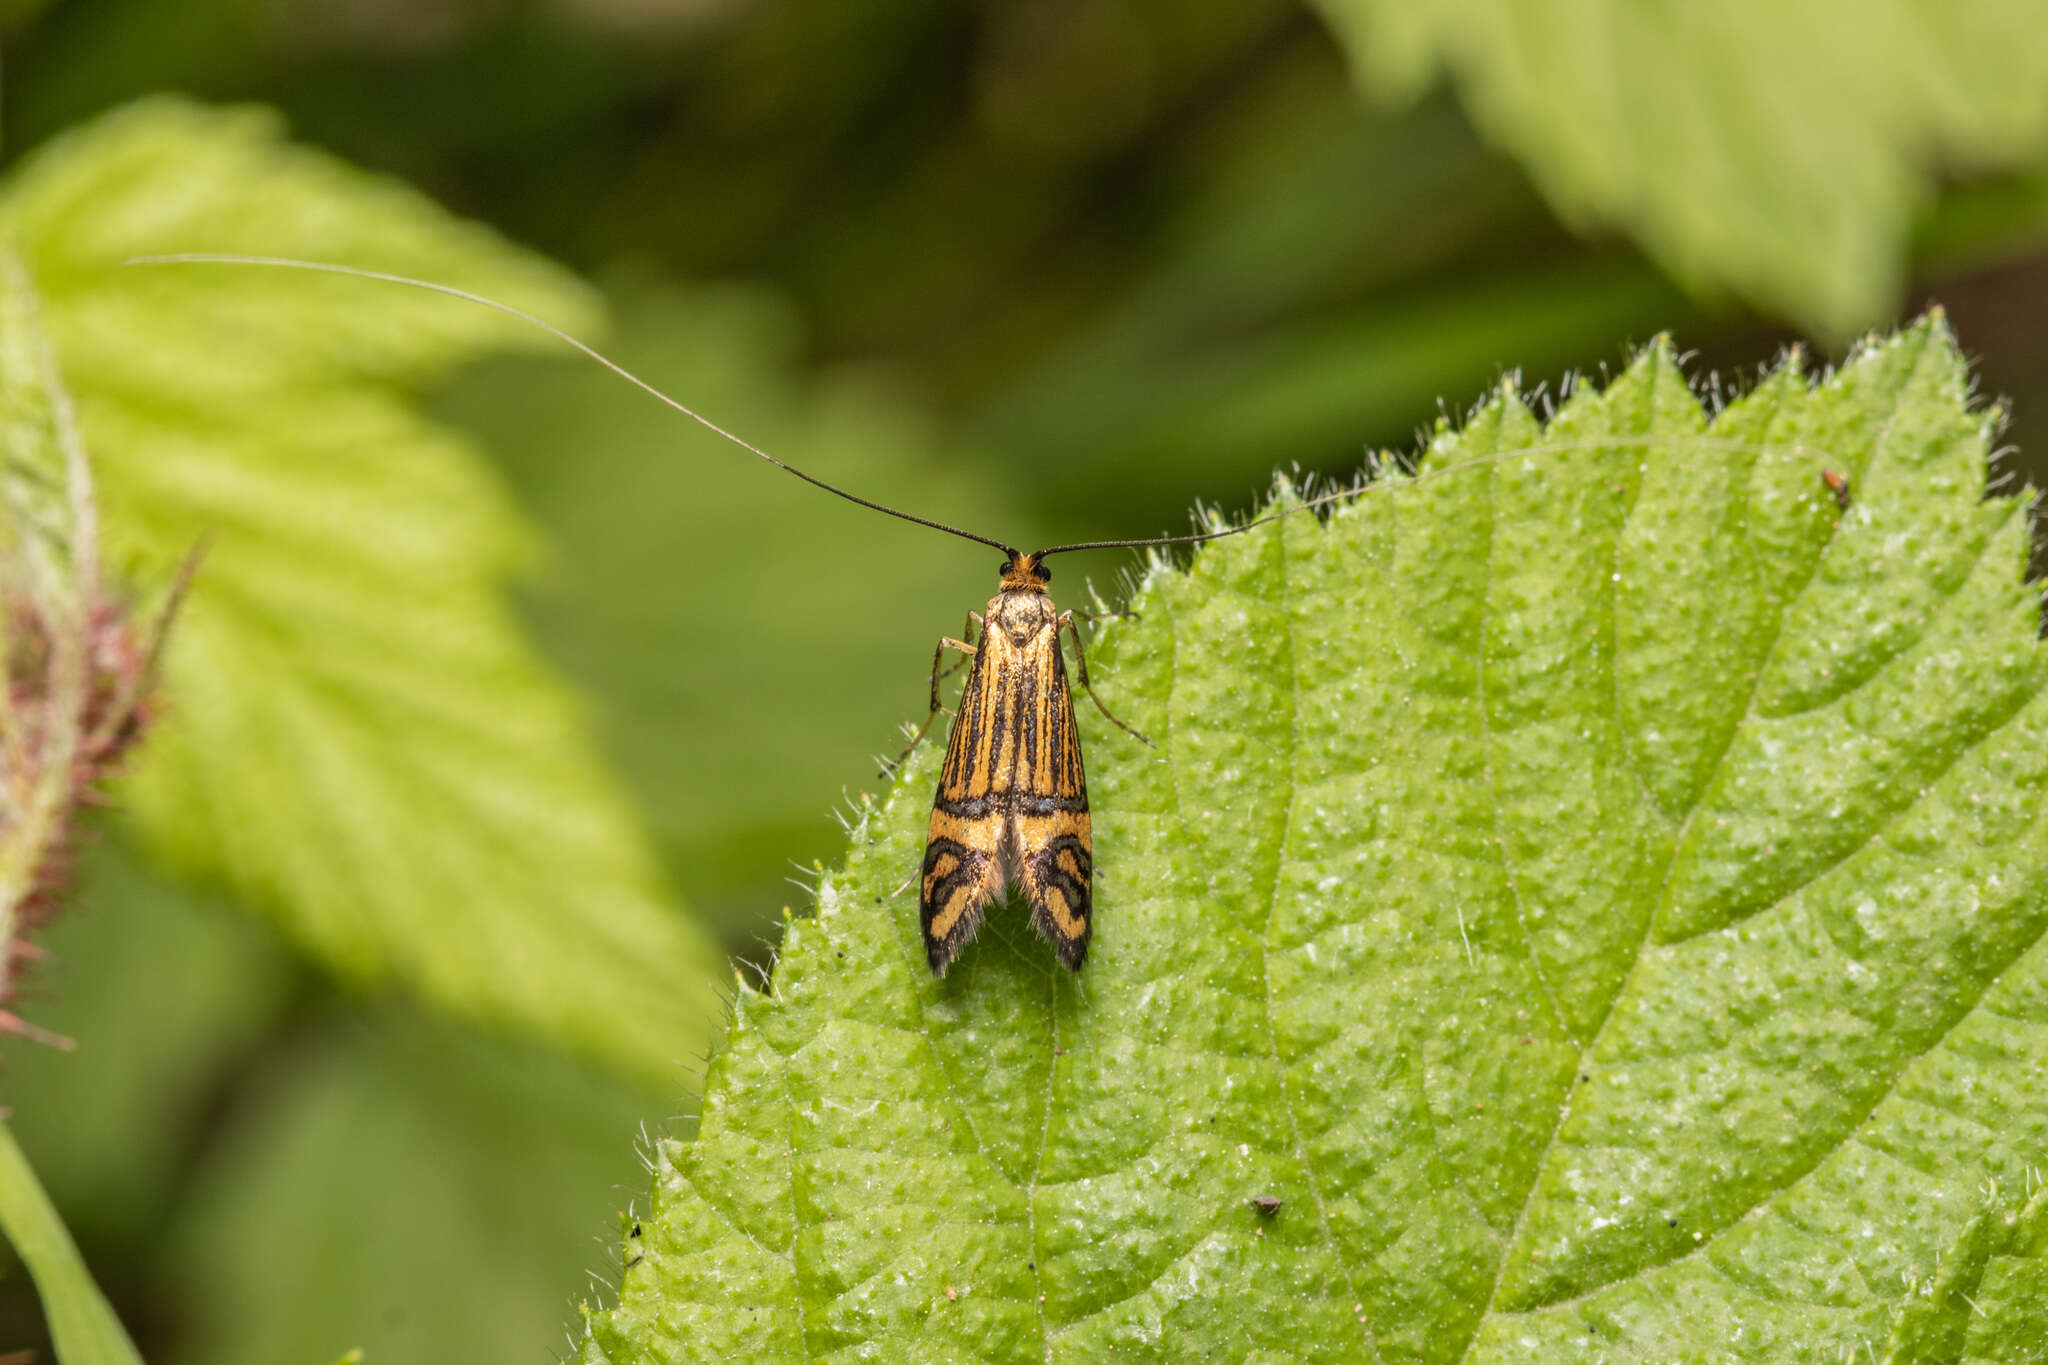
[1456, 346, 1903, 1361]
[1655, 488, 2030, 953]
[1498, 913, 2048, 1324]
[1256, 514, 1384, 1363]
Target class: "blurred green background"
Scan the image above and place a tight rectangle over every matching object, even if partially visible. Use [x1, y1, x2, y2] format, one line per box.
[3, 1, 2048, 1362]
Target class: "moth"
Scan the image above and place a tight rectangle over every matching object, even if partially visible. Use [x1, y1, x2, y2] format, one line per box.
[132, 256, 1852, 978]
[911, 548, 1142, 975]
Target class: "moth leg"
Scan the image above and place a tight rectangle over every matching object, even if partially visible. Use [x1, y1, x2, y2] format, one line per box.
[885, 628, 978, 773]
[933, 612, 979, 688]
[1059, 611, 1153, 748]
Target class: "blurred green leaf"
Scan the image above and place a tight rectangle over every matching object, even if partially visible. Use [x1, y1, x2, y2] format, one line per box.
[0, 96, 725, 1093]
[1918, 172, 2048, 281]
[162, 1002, 654, 1365]
[0, 0, 63, 37]
[0, 1120, 141, 1365]
[0, 841, 291, 1357]
[1312, 0, 2048, 335]
[3, 841, 661, 1365]
[586, 318, 2048, 1361]
[0, 841, 293, 1253]
[972, 82, 1691, 522]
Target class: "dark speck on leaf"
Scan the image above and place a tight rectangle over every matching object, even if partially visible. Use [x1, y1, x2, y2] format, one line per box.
[1248, 1195, 1283, 1217]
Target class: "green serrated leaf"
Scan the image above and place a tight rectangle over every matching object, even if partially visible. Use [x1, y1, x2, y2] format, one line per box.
[0, 96, 726, 1093]
[585, 316, 2048, 1361]
[1309, 0, 2048, 336]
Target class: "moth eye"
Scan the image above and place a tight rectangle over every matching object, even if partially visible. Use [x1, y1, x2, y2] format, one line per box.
[999, 559, 1014, 576]
[1039, 564, 1052, 583]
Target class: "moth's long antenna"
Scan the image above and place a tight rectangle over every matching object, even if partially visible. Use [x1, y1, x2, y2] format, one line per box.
[1036, 477, 1398, 556]
[125, 254, 1021, 558]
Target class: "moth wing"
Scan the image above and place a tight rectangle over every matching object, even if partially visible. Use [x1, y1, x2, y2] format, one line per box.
[1014, 635, 1092, 971]
[922, 812, 1005, 975]
[922, 637, 1007, 975]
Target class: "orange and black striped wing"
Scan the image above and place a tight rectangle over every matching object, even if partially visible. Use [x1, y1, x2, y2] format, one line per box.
[921, 628, 1008, 975]
[1013, 631, 1092, 970]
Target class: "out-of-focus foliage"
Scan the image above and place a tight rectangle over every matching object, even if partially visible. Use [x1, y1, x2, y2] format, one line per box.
[964, 91, 1686, 508]
[6, 3, 1719, 530]
[0, 844, 292, 1256]
[0, 96, 701, 1362]
[161, 1000, 654, 1365]
[0, 256, 151, 1365]
[0, 97, 725, 1094]
[1312, 0, 2048, 336]
[0, 1122, 140, 1365]
[0, 247, 176, 1060]
[590, 319, 2048, 1362]
[3, 843, 657, 1365]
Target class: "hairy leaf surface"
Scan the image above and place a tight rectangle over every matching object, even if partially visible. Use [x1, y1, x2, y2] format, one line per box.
[584, 317, 2048, 1361]
[0, 98, 724, 1092]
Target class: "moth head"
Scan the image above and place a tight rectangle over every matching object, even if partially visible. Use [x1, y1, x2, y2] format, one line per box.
[999, 551, 1051, 592]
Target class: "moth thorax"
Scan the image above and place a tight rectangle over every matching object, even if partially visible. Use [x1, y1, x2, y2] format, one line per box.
[993, 589, 1055, 638]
